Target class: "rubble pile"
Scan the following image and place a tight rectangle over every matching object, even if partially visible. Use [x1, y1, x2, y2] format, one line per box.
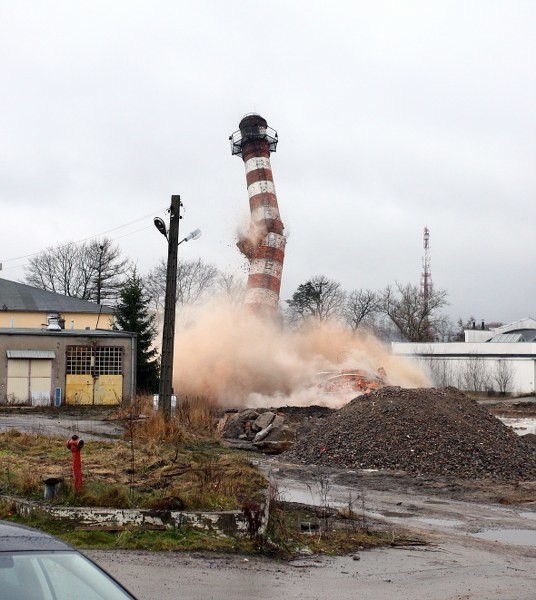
[220, 406, 333, 454]
[284, 387, 536, 480]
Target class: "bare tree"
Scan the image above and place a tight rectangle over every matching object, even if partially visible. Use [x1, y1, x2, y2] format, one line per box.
[286, 275, 346, 324]
[492, 360, 514, 395]
[344, 289, 380, 330]
[419, 350, 456, 387]
[25, 238, 129, 304]
[216, 272, 246, 305]
[380, 282, 448, 342]
[85, 238, 130, 303]
[433, 314, 456, 342]
[25, 242, 81, 297]
[460, 354, 490, 392]
[146, 257, 220, 310]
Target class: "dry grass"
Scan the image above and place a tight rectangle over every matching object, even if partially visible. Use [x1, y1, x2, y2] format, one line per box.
[0, 395, 266, 511]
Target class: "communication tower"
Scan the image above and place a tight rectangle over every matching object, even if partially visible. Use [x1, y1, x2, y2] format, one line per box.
[421, 226, 432, 308]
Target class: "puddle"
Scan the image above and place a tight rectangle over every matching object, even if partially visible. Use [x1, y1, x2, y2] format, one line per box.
[412, 517, 464, 528]
[366, 512, 463, 528]
[280, 488, 323, 506]
[471, 529, 536, 546]
[497, 417, 536, 435]
[380, 511, 416, 518]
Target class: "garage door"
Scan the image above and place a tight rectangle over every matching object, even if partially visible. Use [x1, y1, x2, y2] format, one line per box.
[65, 346, 123, 405]
[6, 356, 53, 406]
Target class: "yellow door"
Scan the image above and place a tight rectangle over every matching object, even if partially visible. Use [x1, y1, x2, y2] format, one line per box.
[65, 375, 93, 405]
[66, 374, 122, 405]
[95, 375, 123, 405]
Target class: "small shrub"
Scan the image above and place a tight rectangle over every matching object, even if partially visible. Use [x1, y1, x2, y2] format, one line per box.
[79, 482, 132, 508]
[14, 468, 41, 497]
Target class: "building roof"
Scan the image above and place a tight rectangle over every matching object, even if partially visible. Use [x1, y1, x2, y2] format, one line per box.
[0, 328, 135, 339]
[0, 278, 114, 314]
[488, 333, 525, 343]
[494, 317, 536, 333]
[6, 349, 56, 358]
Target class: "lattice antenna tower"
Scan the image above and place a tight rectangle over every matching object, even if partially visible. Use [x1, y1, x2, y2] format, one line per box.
[421, 226, 432, 307]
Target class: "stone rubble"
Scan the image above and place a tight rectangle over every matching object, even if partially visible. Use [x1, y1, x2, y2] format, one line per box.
[220, 406, 332, 455]
[283, 387, 536, 480]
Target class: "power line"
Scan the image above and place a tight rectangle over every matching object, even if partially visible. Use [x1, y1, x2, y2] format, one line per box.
[0, 206, 167, 267]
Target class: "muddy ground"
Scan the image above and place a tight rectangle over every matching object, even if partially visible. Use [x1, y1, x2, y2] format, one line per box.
[88, 457, 536, 600]
[2, 399, 536, 598]
[87, 449, 536, 600]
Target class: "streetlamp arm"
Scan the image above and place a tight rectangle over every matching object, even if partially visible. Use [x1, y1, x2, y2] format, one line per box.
[178, 228, 202, 245]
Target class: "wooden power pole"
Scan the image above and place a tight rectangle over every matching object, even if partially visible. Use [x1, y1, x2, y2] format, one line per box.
[158, 195, 181, 420]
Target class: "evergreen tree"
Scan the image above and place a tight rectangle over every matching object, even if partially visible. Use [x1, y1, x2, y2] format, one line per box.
[114, 270, 160, 393]
[286, 275, 346, 324]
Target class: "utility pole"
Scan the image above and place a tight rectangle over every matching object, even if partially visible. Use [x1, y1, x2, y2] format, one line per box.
[158, 195, 181, 420]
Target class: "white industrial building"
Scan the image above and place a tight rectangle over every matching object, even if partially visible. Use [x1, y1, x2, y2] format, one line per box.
[392, 318, 536, 396]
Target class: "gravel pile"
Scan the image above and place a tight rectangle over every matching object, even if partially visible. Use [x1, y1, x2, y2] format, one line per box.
[283, 387, 536, 480]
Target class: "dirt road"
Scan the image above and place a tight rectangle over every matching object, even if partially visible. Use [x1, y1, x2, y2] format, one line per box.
[0, 412, 123, 441]
[88, 541, 536, 600]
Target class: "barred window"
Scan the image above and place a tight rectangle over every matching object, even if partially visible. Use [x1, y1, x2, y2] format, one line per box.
[66, 346, 123, 375]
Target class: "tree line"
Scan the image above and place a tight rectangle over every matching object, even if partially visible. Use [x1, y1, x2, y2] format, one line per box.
[23, 239, 245, 394]
[24, 239, 472, 392]
[286, 274, 451, 343]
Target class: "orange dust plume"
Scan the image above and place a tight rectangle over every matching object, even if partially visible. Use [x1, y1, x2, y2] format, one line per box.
[172, 300, 429, 408]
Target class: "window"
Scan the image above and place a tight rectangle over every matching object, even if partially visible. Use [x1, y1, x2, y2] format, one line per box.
[66, 346, 123, 376]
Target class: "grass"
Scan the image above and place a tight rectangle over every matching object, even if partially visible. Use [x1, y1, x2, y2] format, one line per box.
[0, 494, 419, 557]
[0, 498, 258, 553]
[0, 395, 424, 557]
[260, 491, 425, 559]
[0, 396, 266, 511]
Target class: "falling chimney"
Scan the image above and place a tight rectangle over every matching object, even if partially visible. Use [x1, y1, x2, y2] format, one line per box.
[230, 114, 286, 316]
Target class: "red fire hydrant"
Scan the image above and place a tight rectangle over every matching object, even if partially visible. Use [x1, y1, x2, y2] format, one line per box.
[66, 434, 84, 493]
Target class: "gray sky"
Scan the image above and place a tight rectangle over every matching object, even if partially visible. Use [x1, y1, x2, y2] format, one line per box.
[1, 1, 534, 325]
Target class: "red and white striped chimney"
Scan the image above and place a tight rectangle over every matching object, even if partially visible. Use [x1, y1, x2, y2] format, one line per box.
[230, 114, 286, 316]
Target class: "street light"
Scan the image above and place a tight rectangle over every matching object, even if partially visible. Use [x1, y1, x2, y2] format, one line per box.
[179, 228, 202, 245]
[154, 196, 201, 420]
[153, 217, 168, 240]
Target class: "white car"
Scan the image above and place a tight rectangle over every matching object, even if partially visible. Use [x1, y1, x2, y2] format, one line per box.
[0, 520, 137, 599]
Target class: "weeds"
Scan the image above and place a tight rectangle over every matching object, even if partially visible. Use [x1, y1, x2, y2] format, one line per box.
[304, 466, 333, 536]
[260, 478, 294, 558]
[0, 398, 424, 557]
[0, 404, 266, 512]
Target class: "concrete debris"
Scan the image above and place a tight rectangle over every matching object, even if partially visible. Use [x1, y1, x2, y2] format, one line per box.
[253, 423, 274, 443]
[221, 410, 260, 439]
[253, 411, 276, 432]
[220, 407, 333, 455]
[317, 368, 385, 395]
[283, 387, 536, 480]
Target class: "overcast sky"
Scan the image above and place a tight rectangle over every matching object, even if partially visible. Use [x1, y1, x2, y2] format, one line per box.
[1, 1, 534, 325]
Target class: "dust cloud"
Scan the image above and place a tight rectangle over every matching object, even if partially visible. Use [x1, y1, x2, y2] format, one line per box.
[172, 300, 429, 408]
